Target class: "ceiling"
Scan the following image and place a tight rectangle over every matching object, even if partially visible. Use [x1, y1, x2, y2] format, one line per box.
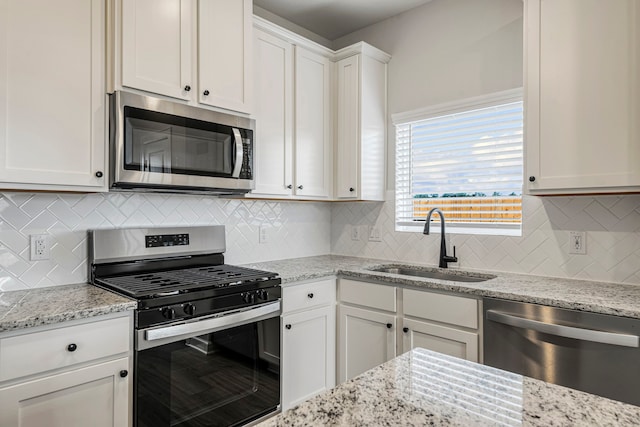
[253, 0, 433, 40]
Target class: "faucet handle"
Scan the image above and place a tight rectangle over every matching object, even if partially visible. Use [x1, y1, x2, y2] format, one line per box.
[443, 246, 458, 263]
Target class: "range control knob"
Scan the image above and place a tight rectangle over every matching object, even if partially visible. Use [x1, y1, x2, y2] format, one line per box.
[258, 289, 269, 300]
[161, 307, 176, 320]
[183, 303, 196, 316]
[241, 292, 255, 304]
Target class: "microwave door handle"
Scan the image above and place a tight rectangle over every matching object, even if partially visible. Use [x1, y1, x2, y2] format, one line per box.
[231, 128, 243, 178]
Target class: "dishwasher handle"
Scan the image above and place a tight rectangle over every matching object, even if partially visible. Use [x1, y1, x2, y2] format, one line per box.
[486, 310, 640, 348]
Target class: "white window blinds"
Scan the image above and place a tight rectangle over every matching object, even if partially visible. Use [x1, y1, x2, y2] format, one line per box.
[394, 90, 523, 236]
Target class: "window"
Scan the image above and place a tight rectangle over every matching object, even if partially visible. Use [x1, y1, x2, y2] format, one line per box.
[394, 89, 523, 236]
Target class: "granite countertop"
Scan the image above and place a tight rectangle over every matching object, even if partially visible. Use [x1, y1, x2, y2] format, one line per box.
[243, 255, 640, 319]
[4, 252, 640, 333]
[0, 283, 136, 333]
[259, 347, 640, 427]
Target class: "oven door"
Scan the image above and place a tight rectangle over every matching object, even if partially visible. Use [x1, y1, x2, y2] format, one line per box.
[135, 302, 281, 427]
[110, 91, 254, 193]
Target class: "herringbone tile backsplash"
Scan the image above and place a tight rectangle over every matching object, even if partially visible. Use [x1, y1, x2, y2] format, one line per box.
[331, 192, 640, 285]
[2, 190, 639, 290]
[0, 192, 330, 291]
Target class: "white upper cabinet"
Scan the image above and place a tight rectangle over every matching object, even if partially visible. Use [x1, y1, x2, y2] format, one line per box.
[525, 0, 640, 194]
[335, 44, 389, 201]
[294, 47, 333, 199]
[121, 0, 194, 101]
[198, 0, 252, 112]
[252, 27, 294, 196]
[0, 0, 107, 191]
[251, 19, 334, 200]
[119, 0, 252, 114]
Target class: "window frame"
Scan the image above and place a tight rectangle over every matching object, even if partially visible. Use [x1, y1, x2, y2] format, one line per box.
[392, 88, 524, 237]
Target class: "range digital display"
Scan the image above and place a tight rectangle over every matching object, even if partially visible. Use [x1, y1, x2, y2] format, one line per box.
[145, 234, 190, 248]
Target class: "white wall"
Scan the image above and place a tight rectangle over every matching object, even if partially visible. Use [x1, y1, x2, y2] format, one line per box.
[0, 192, 331, 291]
[334, 0, 523, 112]
[330, 0, 640, 285]
[334, 0, 523, 189]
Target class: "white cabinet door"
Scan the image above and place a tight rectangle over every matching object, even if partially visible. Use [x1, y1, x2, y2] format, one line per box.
[294, 47, 332, 199]
[334, 50, 387, 201]
[401, 318, 478, 362]
[282, 305, 335, 410]
[0, 0, 106, 190]
[0, 357, 130, 427]
[252, 28, 294, 196]
[525, 0, 640, 194]
[199, 0, 252, 113]
[338, 304, 396, 383]
[335, 55, 360, 199]
[122, 0, 194, 101]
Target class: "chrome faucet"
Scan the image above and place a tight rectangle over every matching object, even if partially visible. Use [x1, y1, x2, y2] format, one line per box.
[423, 207, 458, 268]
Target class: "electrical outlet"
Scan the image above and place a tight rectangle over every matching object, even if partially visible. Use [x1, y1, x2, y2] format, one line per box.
[368, 226, 382, 242]
[569, 231, 586, 255]
[351, 225, 360, 241]
[30, 234, 50, 260]
[258, 226, 269, 244]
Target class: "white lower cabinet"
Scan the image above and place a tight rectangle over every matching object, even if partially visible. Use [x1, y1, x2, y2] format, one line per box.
[281, 279, 335, 410]
[337, 305, 396, 383]
[401, 318, 478, 362]
[0, 357, 130, 427]
[337, 279, 480, 383]
[337, 279, 398, 383]
[0, 313, 132, 427]
[401, 287, 479, 362]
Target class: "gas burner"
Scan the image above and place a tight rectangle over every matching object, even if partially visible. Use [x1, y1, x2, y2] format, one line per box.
[89, 226, 281, 328]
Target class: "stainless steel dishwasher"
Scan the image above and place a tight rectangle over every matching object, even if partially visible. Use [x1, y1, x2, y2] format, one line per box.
[483, 297, 640, 406]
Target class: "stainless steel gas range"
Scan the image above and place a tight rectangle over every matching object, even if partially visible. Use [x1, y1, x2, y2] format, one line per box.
[89, 226, 281, 427]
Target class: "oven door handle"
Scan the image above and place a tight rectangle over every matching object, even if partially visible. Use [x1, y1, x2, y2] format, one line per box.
[231, 127, 244, 178]
[143, 301, 280, 343]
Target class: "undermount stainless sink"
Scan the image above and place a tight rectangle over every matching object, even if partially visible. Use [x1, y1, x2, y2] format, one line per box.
[369, 266, 496, 283]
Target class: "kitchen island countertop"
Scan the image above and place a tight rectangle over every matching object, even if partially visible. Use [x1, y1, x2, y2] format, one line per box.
[258, 347, 640, 426]
[243, 255, 640, 319]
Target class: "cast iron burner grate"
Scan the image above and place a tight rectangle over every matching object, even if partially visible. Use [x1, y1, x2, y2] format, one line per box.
[96, 264, 276, 298]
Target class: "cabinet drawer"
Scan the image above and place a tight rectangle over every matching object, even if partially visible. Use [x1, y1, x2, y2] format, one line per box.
[339, 279, 396, 312]
[282, 279, 336, 314]
[403, 289, 478, 329]
[0, 315, 131, 382]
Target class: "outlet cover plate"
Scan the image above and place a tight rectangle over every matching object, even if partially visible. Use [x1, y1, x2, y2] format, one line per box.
[569, 231, 586, 255]
[30, 234, 50, 260]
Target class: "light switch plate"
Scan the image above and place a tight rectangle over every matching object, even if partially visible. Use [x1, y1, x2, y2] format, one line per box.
[368, 226, 382, 242]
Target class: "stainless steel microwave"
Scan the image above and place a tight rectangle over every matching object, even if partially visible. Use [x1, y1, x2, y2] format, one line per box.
[109, 91, 254, 194]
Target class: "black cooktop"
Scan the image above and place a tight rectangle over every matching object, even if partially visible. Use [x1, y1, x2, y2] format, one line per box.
[96, 264, 278, 299]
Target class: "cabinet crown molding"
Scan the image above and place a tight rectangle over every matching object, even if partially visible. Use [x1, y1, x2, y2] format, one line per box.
[333, 42, 391, 63]
[254, 15, 334, 58]
[253, 15, 390, 63]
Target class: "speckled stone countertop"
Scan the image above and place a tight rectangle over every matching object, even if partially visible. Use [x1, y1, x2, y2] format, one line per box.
[0, 283, 136, 333]
[259, 347, 640, 427]
[243, 255, 640, 319]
